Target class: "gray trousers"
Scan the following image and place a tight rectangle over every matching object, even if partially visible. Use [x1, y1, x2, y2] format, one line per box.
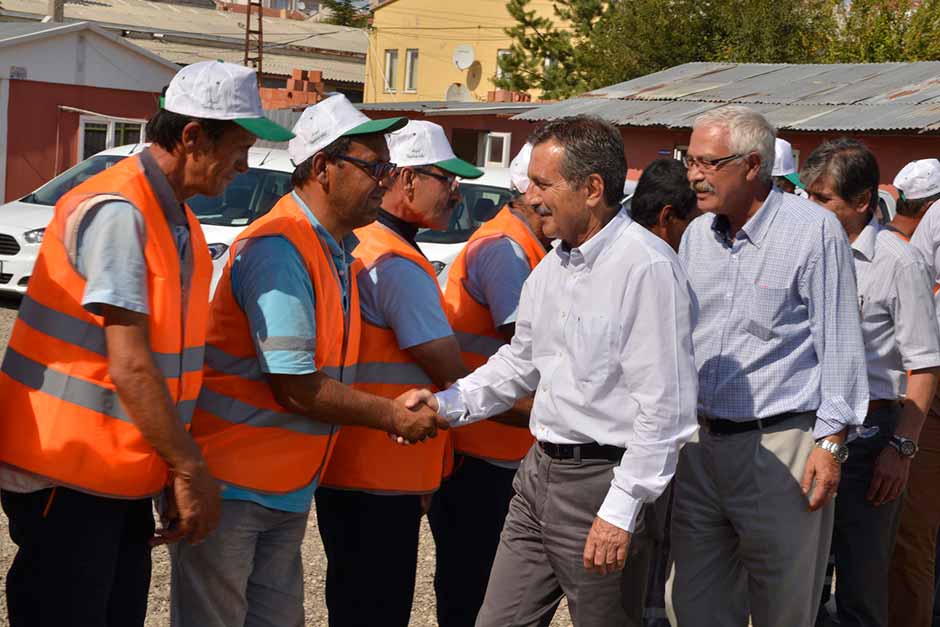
[476, 444, 656, 627]
[666, 413, 834, 627]
[830, 403, 903, 627]
[169, 499, 308, 627]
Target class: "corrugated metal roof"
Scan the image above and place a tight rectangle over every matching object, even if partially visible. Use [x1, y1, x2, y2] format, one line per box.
[517, 62, 940, 132]
[0, 0, 366, 81]
[0, 21, 72, 40]
[357, 101, 536, 115]
[130, 38, 363, 83]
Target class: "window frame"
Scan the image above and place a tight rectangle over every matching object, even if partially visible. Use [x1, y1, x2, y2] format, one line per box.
[483, 132, 512, 168]
[383, 48, 399, 93]
[77, 115, 145, 162]
[404, 48, 419, 93]
[496, 49, 510, 79]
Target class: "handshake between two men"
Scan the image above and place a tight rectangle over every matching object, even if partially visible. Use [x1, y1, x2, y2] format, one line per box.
[391, 389, 444, 445]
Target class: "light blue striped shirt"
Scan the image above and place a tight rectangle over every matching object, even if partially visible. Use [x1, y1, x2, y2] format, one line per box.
[678, 188, 868, 438]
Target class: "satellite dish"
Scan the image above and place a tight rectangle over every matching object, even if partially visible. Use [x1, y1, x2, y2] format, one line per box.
[452, 45, 475, 71]
[297, 1, 306, 9]
[444, 83, 473, 102]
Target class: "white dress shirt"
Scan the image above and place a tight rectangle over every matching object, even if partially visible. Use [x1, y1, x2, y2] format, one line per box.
[436, 209, 699, 533]
[854, 218, 940, 400]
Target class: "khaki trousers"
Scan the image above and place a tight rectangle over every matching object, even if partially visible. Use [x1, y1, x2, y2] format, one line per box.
[888, 413, 940, 627]
[666, 414, 834, 627]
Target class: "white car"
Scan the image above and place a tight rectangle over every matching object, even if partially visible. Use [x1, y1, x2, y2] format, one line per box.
[415, 167, 515, 286]
[0, 144, 294, 294]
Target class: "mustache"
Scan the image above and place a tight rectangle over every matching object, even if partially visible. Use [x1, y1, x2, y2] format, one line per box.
[692, 181, 715, 193]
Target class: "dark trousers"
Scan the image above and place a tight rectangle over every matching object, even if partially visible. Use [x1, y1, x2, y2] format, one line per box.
[1, 487, 155, 627]
[831, 405, 903, 627]
[314, 487, 422, 627]
[428, 455, 518, 627]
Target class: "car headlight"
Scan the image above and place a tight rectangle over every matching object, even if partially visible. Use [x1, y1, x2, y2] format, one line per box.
[430, 260, 445, 275]
[207, 243, 229, 260]
[23, 228, 44, 244]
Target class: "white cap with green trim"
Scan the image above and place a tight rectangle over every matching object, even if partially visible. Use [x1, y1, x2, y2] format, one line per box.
[386, 120, 483, 179]
[163, 60, 293, 142]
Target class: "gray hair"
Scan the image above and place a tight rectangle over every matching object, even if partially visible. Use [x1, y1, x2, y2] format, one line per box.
[800, 137, 879, 212]
[692, 105, 776, 183]
[528, 115, 627, 208]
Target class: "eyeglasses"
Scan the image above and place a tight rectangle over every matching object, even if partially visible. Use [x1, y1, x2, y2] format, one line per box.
[682, 153, 746, 172]
[334, 154, 398, 181]
[413, 167, 459, 191]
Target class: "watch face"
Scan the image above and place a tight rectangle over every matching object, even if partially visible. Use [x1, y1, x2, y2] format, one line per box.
[834, 445, 849, 463]
[900, 440, 917, 457]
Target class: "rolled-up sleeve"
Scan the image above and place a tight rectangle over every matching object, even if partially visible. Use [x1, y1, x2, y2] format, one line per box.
[801, 224, 869, 438]
[892, 257, 940, 372]
[597, 260, 699, 533]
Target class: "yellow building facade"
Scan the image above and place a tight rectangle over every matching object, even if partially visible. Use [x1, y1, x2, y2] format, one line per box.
[365, 0, 558, 103]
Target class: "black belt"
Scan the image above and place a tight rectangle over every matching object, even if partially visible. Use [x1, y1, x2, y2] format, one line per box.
[538, 441, 625, 462]
[699, 411, 808, 436]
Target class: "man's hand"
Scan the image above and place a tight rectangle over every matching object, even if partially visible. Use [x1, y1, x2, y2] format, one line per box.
[152, 460, 221, 546]
[388, 395, 449, 444]
[801, 445, 841, 511]
[867, 445, 910, 506]
[398, 388, 439, 413]
[582, 516, 631, 576]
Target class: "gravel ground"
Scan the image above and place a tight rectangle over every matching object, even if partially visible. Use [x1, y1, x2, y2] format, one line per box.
[0, 298, 573, 626]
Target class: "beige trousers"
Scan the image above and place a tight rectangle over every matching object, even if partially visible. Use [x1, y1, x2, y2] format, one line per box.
[666, 414, 834, 627]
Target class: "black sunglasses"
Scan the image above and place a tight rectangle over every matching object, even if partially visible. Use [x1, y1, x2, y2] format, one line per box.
[413, 167, 459, 190]
[334, 154, 398, 181]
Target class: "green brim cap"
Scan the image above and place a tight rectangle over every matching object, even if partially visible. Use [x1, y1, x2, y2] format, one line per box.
[435, 157, 484, 179]
[234, 117, 295, 142]
[783, 172, 803, 189]
[343, 116, 408, 137]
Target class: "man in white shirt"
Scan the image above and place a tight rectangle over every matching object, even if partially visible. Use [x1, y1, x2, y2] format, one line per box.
[801, 138, 940, 627]
[404, 115, 699, 627]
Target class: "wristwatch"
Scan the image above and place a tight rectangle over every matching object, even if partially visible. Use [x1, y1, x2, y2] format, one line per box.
[889, 435, 918, 459]
[816, 438, 849, 463]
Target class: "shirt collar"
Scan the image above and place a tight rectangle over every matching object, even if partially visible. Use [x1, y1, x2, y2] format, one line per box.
[291, 191, 358, 265]
[556, 207, 631, 268]
[851, 216, 880, 262]
[139, 148, 186, 226]
[737, 187, 783, 248]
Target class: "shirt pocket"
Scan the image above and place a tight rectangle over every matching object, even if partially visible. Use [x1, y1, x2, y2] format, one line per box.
[568, 313, 614, 383]
[744, 284, 791, 342]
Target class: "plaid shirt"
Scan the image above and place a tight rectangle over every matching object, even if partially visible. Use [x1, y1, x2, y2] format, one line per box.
[678, 188, 868, 438]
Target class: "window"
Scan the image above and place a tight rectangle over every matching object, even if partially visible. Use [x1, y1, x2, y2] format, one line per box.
[78, 116, 145, 161]
[673, 145, 688, 162]
[404, 49, 418, 93]
[384, 49, 399, 93]
[484, 132, 511, 167]
[496, 49, 510, 79]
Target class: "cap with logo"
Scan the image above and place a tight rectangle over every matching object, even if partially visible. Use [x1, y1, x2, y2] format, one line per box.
[509, 143, 532, 193]
[289, 94, 407, 165]
[386, 120, 483, 179]
[772, 137, 802, 189]
[163, 61, 294, 142]
[893, 159, 940, 200]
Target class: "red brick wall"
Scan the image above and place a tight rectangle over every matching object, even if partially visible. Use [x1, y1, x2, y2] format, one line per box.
[5, 80, 160, 202]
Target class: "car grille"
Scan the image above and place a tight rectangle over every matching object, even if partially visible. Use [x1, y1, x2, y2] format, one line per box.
[0, 274, 13, 284]
[0, 234, 20, 255]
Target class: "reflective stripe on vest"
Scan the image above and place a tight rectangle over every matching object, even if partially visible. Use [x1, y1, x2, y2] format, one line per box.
[443, 206, 545, 463]
[191, 193, 359, 494]
[319, 221, 452, 494]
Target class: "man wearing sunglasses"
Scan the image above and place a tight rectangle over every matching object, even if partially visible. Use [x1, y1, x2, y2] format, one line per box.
[172, 95, 449, 627]
[316, 120, 483, 627]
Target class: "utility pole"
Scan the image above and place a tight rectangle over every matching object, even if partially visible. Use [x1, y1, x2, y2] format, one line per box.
[244, 0, 263, 80]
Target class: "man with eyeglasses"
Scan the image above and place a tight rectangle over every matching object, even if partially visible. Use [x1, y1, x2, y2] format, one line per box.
[171, 95, 448, 627]
[314, 119, 483, 627]
[666, 105, 868, 627]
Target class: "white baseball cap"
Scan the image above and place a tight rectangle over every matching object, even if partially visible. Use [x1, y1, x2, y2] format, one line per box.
[163, 61, 293, 141]
[509, 143, 532, 193]
[893, 159, 940, 200]
[386, 120, 483, 179]
[772, 137, 803, 188]
[288, 94, 407, 165]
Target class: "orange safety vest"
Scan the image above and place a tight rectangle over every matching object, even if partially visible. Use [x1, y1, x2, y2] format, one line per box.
[320, 221, 452, 494]
[190, 193, 361, 494]
[0, 154, 211, 498]
[444, 206, 546, 462]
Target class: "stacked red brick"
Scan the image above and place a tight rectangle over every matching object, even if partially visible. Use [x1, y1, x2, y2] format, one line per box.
[260, 69, 325, 110]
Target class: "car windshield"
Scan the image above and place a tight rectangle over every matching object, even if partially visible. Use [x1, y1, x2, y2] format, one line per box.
[21, 153, 292, 228]
[22, 154, 128, 206]
[188, 168, 292, 226]
[415, 183, 513, 244]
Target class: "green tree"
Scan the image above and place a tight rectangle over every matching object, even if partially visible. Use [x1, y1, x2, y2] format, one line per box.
[827, 0, 910, 62]
[904, 0, 940, 60]
[322, 0, 369, 28]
